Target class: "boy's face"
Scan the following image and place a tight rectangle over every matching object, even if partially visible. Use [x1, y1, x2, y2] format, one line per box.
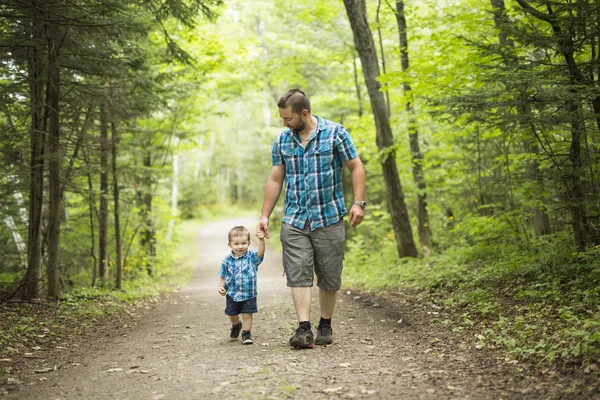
[228, 235, 250, 257]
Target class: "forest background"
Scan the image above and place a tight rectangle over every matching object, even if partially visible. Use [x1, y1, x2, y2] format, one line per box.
[1, 0, 600, 372]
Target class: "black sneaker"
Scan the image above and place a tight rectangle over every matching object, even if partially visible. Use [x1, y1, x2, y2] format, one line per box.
[230, 322, 242, 339]
[289, 326, 314, 348]
[242, 331, 254, 345]
[315, 324, 333, 345]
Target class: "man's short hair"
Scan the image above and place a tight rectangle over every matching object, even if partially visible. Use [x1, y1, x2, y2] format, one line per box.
[277, 89, 311, 114]
[228, 226, 250, 242]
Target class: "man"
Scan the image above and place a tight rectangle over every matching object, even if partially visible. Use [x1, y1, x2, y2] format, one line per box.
[257, 89, 366, 348]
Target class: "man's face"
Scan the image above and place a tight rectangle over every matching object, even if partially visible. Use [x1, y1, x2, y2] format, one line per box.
[279, 107, 306, 134]
[228, 235, 250, 257]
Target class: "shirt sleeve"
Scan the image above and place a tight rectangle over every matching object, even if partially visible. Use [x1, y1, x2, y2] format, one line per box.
[334, 125, 358, 162]
[249, 249, 263, 266]
[272, 137, 283, 166]
[218, 257, 228, 278]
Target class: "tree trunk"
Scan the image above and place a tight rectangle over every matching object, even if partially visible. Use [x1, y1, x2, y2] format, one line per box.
[569, 102, 588, 252]
[376, 0, 390, 116]
[491, 0, 551, 236]
[21, 4, 46, 300]
[352, 53, 364, 117]
[343, 0, 418, 258]
[141, 152, 155, 274]
[111, 121, 123, 290]
[86, 159, 98, 288]
[515, 0, 592, 248]
[166, 138, 179, 242]
[394, 0, 432, 251]
[99, 101, 109, 283]
[46, 17, 62, 300]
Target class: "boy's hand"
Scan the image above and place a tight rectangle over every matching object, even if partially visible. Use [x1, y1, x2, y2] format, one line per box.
[257, 217, 270, 239]
[218, 286, 226, 296]
[256, 231, 266, 240]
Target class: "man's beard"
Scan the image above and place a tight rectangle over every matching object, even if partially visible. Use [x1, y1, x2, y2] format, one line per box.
[292, 120, 305, 134]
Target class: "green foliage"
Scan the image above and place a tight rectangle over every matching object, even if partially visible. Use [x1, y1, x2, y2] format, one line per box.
[345, 229, 600, 366]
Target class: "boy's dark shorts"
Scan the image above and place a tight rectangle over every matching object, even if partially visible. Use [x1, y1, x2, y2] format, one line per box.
[224, 295, 258, 316]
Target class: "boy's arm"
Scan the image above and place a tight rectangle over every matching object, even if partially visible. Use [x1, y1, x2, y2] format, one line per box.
[218, 277, 226, 296]
[257, 237, 265, 259]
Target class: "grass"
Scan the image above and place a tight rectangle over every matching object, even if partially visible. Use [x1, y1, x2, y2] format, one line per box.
[343, 231, 600, 367]
[0, 217, 205, 357]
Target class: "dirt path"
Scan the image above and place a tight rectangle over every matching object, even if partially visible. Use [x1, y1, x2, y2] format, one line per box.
[4, 218, 599, 399]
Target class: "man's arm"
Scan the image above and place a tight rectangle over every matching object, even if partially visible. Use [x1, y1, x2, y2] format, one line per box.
[346, 157, 366, 227]
[257, 164, 285, 238]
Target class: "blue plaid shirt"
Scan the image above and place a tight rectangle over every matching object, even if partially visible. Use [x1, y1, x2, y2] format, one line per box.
[272, 115, 359, 231]
[218, 249, 263, 302]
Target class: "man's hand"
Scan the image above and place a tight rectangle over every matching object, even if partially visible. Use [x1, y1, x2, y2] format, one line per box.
[348, 204, 365, 227]
[256, 216, 271, 239]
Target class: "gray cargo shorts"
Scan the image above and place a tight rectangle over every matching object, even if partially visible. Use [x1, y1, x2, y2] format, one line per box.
[280, 219, 345, 291]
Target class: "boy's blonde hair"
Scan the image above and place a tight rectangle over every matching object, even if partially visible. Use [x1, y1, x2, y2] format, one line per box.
[228, 226, 250, 242]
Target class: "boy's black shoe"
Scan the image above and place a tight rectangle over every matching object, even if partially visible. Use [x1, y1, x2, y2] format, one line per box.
[230, 322, 243, 339]
[242, 331, 253, 345]
[289, 326, 314, 348]
[315, 324, 333, 345]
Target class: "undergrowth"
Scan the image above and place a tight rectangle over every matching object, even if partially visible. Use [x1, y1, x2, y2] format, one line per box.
[344, 224, 600, 368]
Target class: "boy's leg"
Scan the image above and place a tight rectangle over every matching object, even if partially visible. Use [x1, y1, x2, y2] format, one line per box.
[241, 313, 253, 332]
[225, 295, 243, 339]
[241, 311, 254, 345]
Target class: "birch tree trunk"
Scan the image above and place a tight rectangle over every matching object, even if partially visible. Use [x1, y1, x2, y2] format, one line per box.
[166, 137, 179, 242]
[343, 0, 418, 258]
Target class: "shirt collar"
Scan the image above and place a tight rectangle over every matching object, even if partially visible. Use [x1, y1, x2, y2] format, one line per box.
[230, 250, 248, 259]
[284, 115, 323, 139]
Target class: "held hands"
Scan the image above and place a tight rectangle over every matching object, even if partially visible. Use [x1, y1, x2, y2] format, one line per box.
[256, 216, 270, 239]
[218, 286, 226, 296]
[348, 204, 365, 227]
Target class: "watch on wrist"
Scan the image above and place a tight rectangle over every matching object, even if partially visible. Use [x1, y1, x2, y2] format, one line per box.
[353, 200, 367, 209]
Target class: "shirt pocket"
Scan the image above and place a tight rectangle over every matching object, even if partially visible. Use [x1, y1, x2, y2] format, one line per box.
[281, 145, 300, 174]
[313, 142, 334, 170]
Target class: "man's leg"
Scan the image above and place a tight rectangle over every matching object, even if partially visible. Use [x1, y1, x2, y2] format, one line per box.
[291, 287, 312, 322]
[281, 222, 316, 348]
[319, 288, 337, 319]
[312, 220, 345, 345]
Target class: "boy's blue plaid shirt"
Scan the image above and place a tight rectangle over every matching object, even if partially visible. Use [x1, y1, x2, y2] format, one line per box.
[272, 115, 359, 231]
[218, 249, 263, 302]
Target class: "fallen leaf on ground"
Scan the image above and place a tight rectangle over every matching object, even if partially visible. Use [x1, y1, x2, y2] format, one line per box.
[323, 387, 343, 393]
[106, 368, 123, 373]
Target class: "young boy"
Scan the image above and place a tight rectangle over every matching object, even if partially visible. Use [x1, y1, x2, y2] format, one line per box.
[218, 226, 265, 344]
